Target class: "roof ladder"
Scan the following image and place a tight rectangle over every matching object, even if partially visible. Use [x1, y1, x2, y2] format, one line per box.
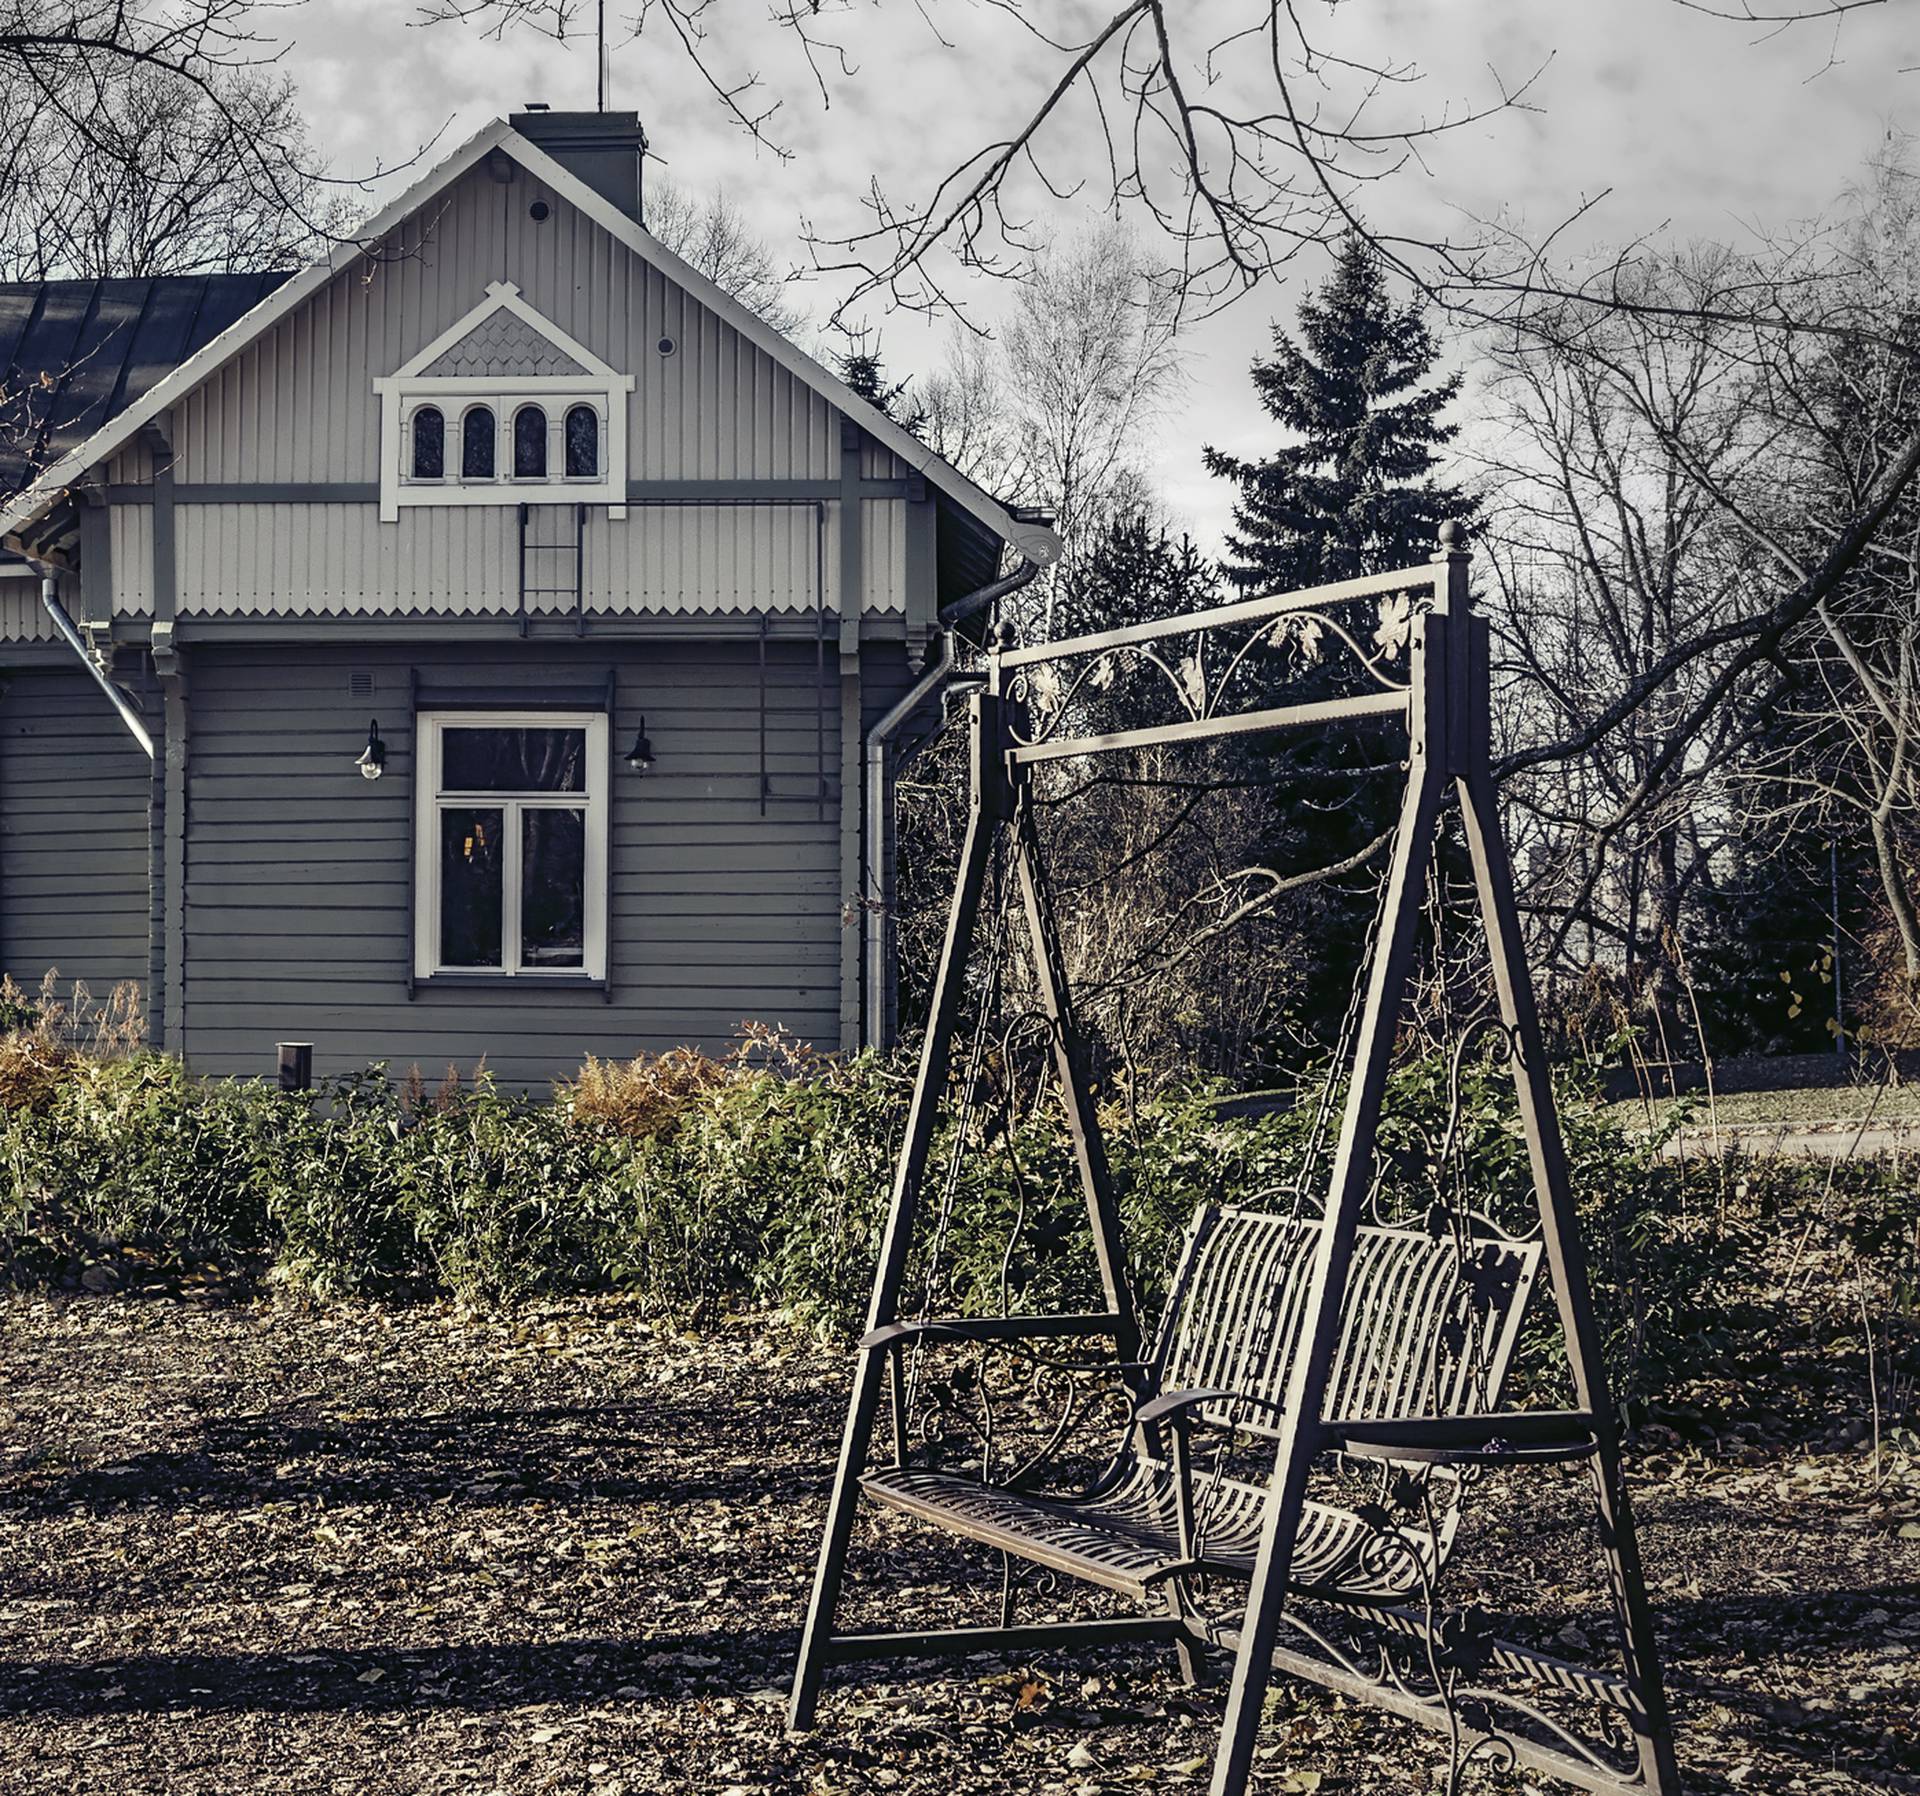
[517, 501, 587, 636]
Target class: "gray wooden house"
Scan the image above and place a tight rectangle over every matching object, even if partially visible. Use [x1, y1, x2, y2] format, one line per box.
[0, 111, 1057, 1085]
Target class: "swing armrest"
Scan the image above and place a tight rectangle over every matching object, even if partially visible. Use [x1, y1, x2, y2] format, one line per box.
[1135, 1387, 1288, 1430]
[1322, 1411, 1600, 1465]
[860, 1314, 1132, 1353]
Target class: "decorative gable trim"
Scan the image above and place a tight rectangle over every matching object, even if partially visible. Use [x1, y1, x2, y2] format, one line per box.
[372, 283, 633, 522]
[422, 313, 587, 379]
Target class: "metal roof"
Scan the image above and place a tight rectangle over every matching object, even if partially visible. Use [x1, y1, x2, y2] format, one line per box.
[0, 273, 290, 501]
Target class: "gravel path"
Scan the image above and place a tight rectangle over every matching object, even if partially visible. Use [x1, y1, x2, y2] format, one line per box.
[1, 1291, 1914, 1794]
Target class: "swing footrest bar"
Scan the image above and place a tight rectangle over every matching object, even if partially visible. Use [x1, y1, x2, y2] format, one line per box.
[1294, 1598, 1637, 1712]
[1204, 1622, 1653, 1796]
[1324, 1410, 1598, 1464]
[820, 1615, 1181, 1665]
[860, 1313, 1128, 1351]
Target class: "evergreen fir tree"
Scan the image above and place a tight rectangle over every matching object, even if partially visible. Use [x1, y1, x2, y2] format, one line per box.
[1051, 511, 1219, 644]
[833, 331, 925, 435]
[1204, 236, 1476, 591]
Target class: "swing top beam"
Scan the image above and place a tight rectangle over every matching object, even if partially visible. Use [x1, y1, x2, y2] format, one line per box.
[994, 558, 1450, 671]
[992, 549, 1456, 767]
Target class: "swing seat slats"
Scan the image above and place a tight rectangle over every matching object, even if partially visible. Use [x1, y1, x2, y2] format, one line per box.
[865, 1207, 1541, 1611]
[862, 1463, 1443, 1602]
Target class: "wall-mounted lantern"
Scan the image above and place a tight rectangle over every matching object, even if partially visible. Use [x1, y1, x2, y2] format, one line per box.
[624, 717, 655, 774]
[355, 718, 387, 781]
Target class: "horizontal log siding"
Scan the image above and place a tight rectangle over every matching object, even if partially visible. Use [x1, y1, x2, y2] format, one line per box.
[0, 665, 154, 1003]
[180, 639, 915, 1084]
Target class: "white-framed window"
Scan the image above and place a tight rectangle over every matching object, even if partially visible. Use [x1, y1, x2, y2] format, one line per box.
[375, 282, 632, 521]
[564, 403, 601, 480]
[413, 711, 609, 982]
[408, 404, 446, 481]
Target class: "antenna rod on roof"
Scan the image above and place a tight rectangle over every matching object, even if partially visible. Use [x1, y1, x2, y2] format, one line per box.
[597, 0, 607, 111]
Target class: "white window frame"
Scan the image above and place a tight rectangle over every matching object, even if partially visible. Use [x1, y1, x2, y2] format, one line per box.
[376, 282, 632, 521]
[413, 709, 609, 982]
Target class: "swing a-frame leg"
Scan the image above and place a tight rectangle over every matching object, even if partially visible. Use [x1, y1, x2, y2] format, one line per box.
[788, 681, 1151, 1727]
[790, 538, 1681, 1796]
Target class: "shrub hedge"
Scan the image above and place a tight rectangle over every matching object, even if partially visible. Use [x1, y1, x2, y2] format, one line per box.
[1, 1037, 1912, 1425]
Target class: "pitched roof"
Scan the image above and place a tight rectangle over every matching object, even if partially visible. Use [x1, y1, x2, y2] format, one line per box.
[0, 122, 1062, 571]
[0, 274, 290, 500]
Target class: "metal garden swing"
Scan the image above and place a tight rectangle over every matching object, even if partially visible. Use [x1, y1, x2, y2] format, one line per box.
[789, 530, 1681, 1796]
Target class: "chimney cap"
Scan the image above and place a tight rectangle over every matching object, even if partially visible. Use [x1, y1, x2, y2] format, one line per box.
[523, 100, 551, 111]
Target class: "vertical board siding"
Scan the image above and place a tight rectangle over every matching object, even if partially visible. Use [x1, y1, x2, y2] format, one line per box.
[181, 639, 916, 1085]
[0, 582, 53, 640]
[169, 500, 840, 616]
[862, 499, 907, 615]
[0, 666, 154, 1004]
[108, 505, 153, 614]
[169, 166, 836, 486]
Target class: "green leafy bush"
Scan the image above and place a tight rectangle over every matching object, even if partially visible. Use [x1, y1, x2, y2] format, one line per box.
[0, 1034, 1910, 1432]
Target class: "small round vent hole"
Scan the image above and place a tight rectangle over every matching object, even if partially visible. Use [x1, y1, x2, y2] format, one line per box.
[657, 335, 677, 357]
[529, 200, 551, 221]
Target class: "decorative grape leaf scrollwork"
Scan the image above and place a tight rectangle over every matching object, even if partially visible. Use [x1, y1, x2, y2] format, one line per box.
[1007, 590, 1420, 750]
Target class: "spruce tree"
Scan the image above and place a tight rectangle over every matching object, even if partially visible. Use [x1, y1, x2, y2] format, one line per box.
[834, 332, 925, 434]
[1204, 236, 1475, 591]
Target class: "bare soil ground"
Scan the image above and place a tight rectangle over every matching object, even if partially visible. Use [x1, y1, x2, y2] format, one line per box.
[1, 1290, 1915, 1796]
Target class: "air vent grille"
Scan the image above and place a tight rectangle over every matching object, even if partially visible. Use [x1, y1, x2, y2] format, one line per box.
[348, 672, 374, 700]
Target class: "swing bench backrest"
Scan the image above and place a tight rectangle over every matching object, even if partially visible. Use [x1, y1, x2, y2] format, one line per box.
[1153, 1207, 1543, 1442]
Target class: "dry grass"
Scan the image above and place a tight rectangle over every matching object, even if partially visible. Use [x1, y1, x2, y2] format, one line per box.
[565, 1046, 736, 1137]
[564, 1023, 823, 1139]
[0, 973, 144, 1112]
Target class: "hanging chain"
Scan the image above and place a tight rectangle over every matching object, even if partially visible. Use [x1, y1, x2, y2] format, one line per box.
[1286, 812, 1404, 1218]
[903, 825, 1014, 1442]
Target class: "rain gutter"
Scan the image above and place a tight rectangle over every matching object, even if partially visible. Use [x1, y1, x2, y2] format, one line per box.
[33, 566, 155, 759]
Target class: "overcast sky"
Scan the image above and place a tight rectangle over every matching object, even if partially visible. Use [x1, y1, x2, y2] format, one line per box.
[286, 0, 1914, 554]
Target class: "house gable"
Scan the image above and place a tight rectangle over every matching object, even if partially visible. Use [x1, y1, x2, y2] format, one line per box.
[0, 119, 1062, 586]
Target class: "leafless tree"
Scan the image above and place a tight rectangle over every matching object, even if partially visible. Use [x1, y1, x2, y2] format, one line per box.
[0, 61, 352, 278]
[1720, 150, 1920, 1014]
[644, 177, 806, 335]
[422, 1, 1909, 332]
[911, 221, 1181, 608]
[0, 2, 388, 257]
[1471, 144, 1920, 1050]
[1474, 252, 1778, 1000]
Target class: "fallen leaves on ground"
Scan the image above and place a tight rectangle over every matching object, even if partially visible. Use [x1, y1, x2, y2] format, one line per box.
[0, 1291, 1913, 1794]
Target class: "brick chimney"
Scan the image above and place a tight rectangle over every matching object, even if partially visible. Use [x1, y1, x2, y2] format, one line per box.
[509, 107, 647, 225]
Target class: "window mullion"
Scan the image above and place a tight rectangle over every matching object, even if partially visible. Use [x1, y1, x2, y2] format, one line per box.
[503, 798, 523, 975]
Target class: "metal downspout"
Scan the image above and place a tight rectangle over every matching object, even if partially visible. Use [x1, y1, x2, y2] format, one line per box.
[860, 555, 1043, 1049]
[32, 567, 155, 759]
[862, 632, 952, 1051]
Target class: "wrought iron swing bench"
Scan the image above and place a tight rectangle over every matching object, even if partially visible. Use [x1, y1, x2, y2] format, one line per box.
[860, 1207, 1546, 1607]
[790, 534, 1681, 1796]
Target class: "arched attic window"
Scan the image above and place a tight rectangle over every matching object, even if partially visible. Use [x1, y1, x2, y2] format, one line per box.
[462, 405, 496, 480]
[411, 406, 445, 479]
[514, 404, 549, 479]
[564, 405, 599, 478]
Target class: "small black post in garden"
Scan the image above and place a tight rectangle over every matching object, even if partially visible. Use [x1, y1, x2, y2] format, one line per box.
[277, 1042, 313, 1093]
